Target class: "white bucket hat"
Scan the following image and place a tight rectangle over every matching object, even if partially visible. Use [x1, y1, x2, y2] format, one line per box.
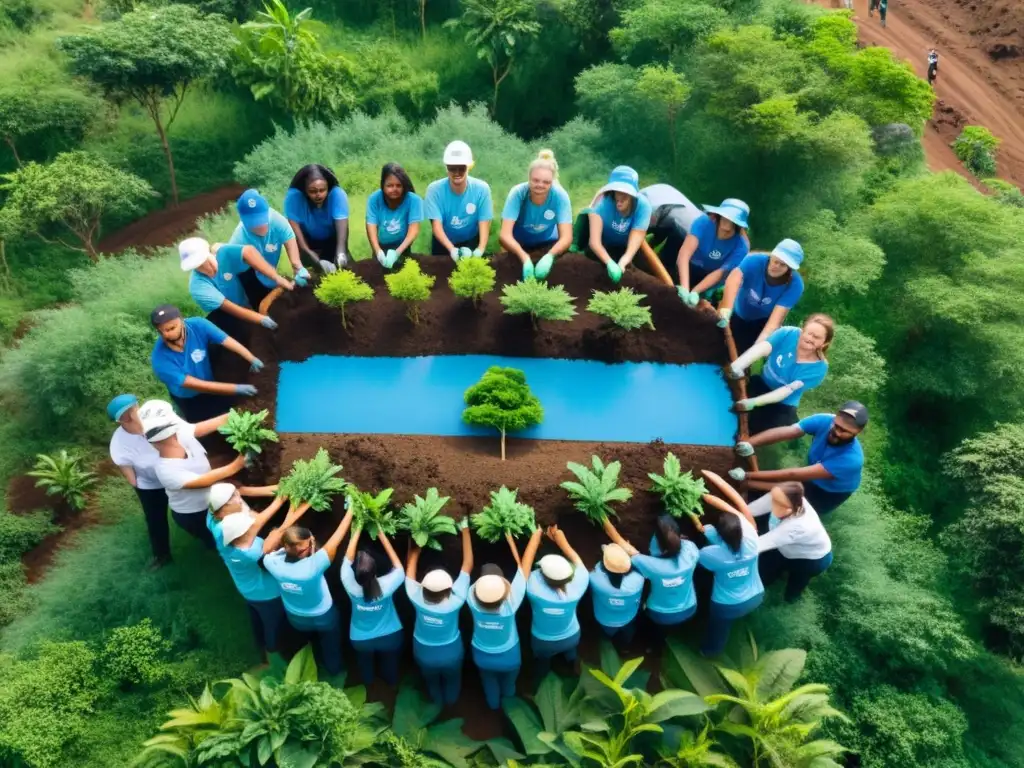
[422, 569, 454, 593]
[142, 412, 180, 443]
[220, 511, 255, 545]
[443, 140, 473, 166]
[539, 554, 573, 581]
[179, 237, 212, 271]
[602, 543, 631, 574]
[474, 574, 508, 603]
[208, 483, 237, 513]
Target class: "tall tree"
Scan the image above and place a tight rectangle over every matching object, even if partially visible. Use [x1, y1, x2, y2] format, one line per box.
[635, 64, 691, 172]
[0, 80, 99, 167]
[56, 5, 234, 205]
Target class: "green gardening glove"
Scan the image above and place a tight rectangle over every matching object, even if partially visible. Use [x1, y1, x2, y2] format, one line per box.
[717, 308, 732, 328]
[606, 261, 623, 284]
[522, 259, 535, 280]
[458, 516, 469, 530]
[458, 247, 472, 260]
[728, 467, 747, 482]
[471, 248, 484, 258]
[535, 252, 555, 279]
[735, 441, 754, 457]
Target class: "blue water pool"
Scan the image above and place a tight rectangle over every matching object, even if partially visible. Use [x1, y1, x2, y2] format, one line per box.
[276, 355, 736, 446]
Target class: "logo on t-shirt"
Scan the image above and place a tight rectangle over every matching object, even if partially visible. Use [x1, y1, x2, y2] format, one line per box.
[542, 607, 566, 616]
[224, 273, 233, 281]
[477, 619, 503, 631]
[747, 288, 770, 305]
[280, 582, 303, 594]
[466, 203, 477, 215]
[662, 576, 684, 588]
[543, 209, 556, 220]
[608, 597, 625, 607]
[384, 219, 401, 235]
[708, 249, 723, 261]
[727, 567, 750, 579]
[191, 349, 206, 364]
[423, 615, 444, 626]
[356, 603, 382, 612]
[450, 215, 467, 228]
[247, 198, 257, 208]
[611, 218, 630, 234]
[265, 243, 278, 253]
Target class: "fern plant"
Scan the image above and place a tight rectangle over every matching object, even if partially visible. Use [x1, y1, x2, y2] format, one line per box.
[471, 486, 537, 543]
[561, 456, 632, 525]
[350, 486, 398, 538]
[399, 488, 457, 550]
[385, 259, 435, 324]
[648, 452, 706, 526]
[314, 270, 374, 330]
[500, 279, 577, 329]
[218, 408, 278, 455]
[27, 450, 96, 511]
[588, 287, 654, 330]
[448, 257, 496, 307]
[276, 448, 346, 512]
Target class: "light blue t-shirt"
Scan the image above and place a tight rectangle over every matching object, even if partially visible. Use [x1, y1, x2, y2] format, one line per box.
[366, 189, 424, 248]
[341, 560, 404, 642]
[425, 177, 493, 244]
[594, 194, 653, 247]
[189, 244, 251, 313]
[263, 549, 333, 617]
[733, 254, 804, 321]
[283, 186, 348, 241]
[760, 327, 829, 407]
[218, 538, 279, 603]
[502, 182, 572, 248]
[468, 570, 526, 654]
[150, 317, 227, 399]
[699, 519, 763, 606]
[800, 414, 864, 493]
[688, 213, 749, 274]
[632, 535, 700, 615]
[229, 210, 296, 289]
[406, 571, 470, 647]
[589, 565, 644, 628]
[526, 566, 590, 642]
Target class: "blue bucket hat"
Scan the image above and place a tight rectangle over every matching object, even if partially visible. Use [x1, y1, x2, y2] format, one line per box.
[702, 198, 750, 229]
[107, 393, 138, 422]
[771, 238, 804, 271]
[597, 166, 640, 198]
[237, 189, 270, 230]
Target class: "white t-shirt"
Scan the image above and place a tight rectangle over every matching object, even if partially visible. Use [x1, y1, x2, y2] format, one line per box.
[749, 493, 832, 561]
[109, 427, 165, 490]
[153, 425, 212, 514]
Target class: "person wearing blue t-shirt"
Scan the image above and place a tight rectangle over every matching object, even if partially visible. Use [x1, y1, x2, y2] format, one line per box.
[366, 162, 423, 270]
[284, 164, 350, 274]
[718, 239, 805, 352]
[587, 542, 644, 647]
[698, 470, 765, 656]
[263, 505, 355, 677]
[676, 199, 751, 308]
[576, 166, 652, 284]
[468, 527, 542, 710]
[527, 526, 590, 681]
[405, 516, 472, 705]
[426, 141, 493, 259]
[149, 305, 262, 423]
[733, 401, 868, 516]
[230, 189, 308, 308]
[728, 314, 833, 434]
[499, 150, 574, 281]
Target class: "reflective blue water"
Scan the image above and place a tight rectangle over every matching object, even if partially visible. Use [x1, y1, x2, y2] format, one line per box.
[276, 355, 736, 446]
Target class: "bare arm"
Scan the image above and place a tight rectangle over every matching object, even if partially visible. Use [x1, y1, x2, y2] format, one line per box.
[718, 268, 743, 312]
[283, 237, 302, 273]
[749, 424, 805, 448]
[334, 219, 349, 259]
[602, 518, 638, 556]
[344, 521, 361, 563]
[500, 219, 531, 264]
[693, 268, 727, 295]
[181, 376, 242, 396]
[323, 509, 355, 563]
[506, 532, 523, 571]
[116, 464, 137, 487]
[460, 523, 473, 574]
[378, 530, 402, 569]
[547, 526, 584, 566]
[220, 335, 257, 365]
[477, 220, 491, 253]
[432, 220, 456, 253]
[182, 454, 246, 489]
[619, 227, 646, 268]
[675, 234, 701, 290]
[519, 528, 543, 576]
[366, 223, 383, 255]
[588, 213, 612, 264]
[217, 299, 265, 326]
[702, 469, 752, 521]
[398, 221, 420, 255]
[406, 541, 421, 580]
[289, 219, 319, 264]
[240, 245, 294, 291]
[552, 222, 573, 256]
[702, 493, 757, 531]
[261, 501, 311, 553]
[238, 484, 278, 497]
[747, 464, 833, 484]
[193, 412, 230, 438]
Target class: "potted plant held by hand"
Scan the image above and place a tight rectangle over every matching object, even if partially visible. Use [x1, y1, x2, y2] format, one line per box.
[218, 408, 279, 465]
[471, 486, 537, 544]
[349, 484, 398, 538]
[399, 487, 458, 550]
[276, 448, 347, 512]
[648, 452, 706, 530]
[561, 455, 632, 526]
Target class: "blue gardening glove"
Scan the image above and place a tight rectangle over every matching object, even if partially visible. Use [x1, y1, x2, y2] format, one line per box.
[735, 441, 754, 457]
[375, 249, 387, 266]
[236, 384, 258, 396]
[677, 287, 699, 307]
[728, 467, 747, 482]
[535, 252, 555, 279]
[606, 261, 623, 283]
[259, 315, 278, 330]
[472, 248, 483, 258]
[717, 308, 732, 328]
[385, 249, 399, 268]
[522, 259, 535, 280]
[450, 248, 460, 262]
[249, 358, 264, 373]
[458, 247, 473, 260]
[295, 267, 310, 287]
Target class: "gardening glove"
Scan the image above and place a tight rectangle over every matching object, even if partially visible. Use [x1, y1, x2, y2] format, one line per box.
[450, 248, 461, 262]
[535, 252, 555, 279]
[295, 267, 310, 287]
[318, 259, 336, 275]
[385, 249, 400, 268]
[335, 251, 349, 268]
[458, 516, 469, 530]
[259, 315, 278, 330]
[677, 286, 699, 307]
[235, 384, 258, 396]
[522, 259, 535, 280]
[717, 308, 732, 328]
[726, 362, 744, 380]
[376, 249, 387, 266]
[471, 248, 484, 258]
[249, 358, 264, 373]
[728, 467, 747, 482]
[735, 441, 754, 457]
[735, 398, 753, 412]
[458, 247, 473, 260]
[606, 261, 623, 284]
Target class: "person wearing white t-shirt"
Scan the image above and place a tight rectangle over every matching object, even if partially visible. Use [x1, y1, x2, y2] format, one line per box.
[749, 482, 833, 602]
[142, 410, 245, 549]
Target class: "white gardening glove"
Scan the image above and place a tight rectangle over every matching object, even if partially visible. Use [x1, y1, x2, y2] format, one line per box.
[318, 259, 336, 274]
[376, 249, 387, 266]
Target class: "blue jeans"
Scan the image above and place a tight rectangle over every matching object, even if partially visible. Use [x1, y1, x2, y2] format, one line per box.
[701, 594, 764, 657]
[247, 597, 286, 654]
[761, 550, 833, 602]
[351, 629, 403, 686]
[804, 484, 853, 516]
[531, 630, 581, 682]
[473, 644, 521, 710]
[414, 637, 464, 706]
[287, 606, 343, 676]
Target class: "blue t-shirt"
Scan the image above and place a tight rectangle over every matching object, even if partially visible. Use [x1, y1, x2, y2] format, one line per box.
[502, 182, 572, 248]
[760, 327, 829, 407]
[467, 570, 526, 653]
[688, 213, 749, 274]
[406, 571, 470, 647]
[632, 535, 700, 615]
[151, 317, 227, 399]
[594, 194, 653, 247]
[263, 549, 333, 617]
[229, 210, 296, 288]
[366, 189, 424, 247]
[733, 254, 804, 321]
[800, 414, 864, 493]
[425, 177, 493, 244]
[341, 560, 404, 642]
[284, 186, 348, 242]
[699, 519, 764, 606]
[589, 565, 644, 628]
[215, 533, 279, 603]
[526, 566, 590, 642]
[189, 244, 251, 313]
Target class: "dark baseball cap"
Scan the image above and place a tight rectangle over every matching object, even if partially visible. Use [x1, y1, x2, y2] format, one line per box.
[150, 304, 182, 327]
[837, 401, 869, 428]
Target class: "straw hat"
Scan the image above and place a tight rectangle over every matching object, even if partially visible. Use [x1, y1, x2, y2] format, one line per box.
[602, 543, 631, 574]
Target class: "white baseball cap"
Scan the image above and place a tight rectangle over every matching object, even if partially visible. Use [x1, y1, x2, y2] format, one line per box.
[474, 574, 508, 603]
[208, 483, 237, 513]
[539, 554, 573, 581]
[220, 512, 255, 545]
[422, 569, 454, 592]
[142, 412, 180, 443]
[138, 399, 177, 425]
[179, 237, 212, 271]
[443, 140, 473, 166]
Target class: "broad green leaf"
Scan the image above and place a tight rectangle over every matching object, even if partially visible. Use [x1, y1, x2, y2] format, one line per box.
[393, 681, 442, 737]
[485, 737, 526, 763]
[646, 689, 711, 722]
[502, 696, 549, 755]
[284, 644, 318, 684]
[755, 649, 807, 700]
[423, 718, 480, 766]
[665, 639, 728, 697]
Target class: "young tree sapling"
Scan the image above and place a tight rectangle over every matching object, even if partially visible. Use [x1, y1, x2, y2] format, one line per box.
[462, 366, 543, 460]
[472, 486, 537, 543]
[399, 487, 457, 550]
[27, 449, 97, 512]
[587, 287, 655, 330]
[218, 408, 279, 457]
[500, 279, 577, 329]
[448, 257, 496, 307]
[276, 448, 346, 512]
[648, 452, 706, 527]
[385, 259, 435, 324]
[314, 270, 374, 331]
[561, 455, 632, 525]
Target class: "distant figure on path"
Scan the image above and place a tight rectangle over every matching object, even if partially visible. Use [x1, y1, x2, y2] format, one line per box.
[928, 49, 939, 86]
[878, 0, 888, 27]
[869, 0, 879, 15]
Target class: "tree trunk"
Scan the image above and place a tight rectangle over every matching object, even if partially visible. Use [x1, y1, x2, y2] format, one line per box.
[420, 0, 426, 39]
[0, 239, 11, 292]
[4, 136, 22, 167]
[341, 304, 348, 331]
[500, 428, 506, 461]
[150, 109, 179, 206]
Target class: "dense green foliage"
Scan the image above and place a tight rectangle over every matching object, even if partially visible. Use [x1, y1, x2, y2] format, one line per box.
[398, 487, 457, 550]
[277, 448, 347, 512]
[561, 455, 632, 525]
[500, 279, 578, 328]
[218, 408, 279, 455]
[26, 449, 96, 511]
[448, 256, 496, 306]
[314, 269, 374, 329]
[462, 366, 543, 459]
[471, 486, 536, 543]
[349, 486, 398, 538]
[953, 125, 1000, 177]
[648, 452, 706, 523]
[587, 287, 654, 330]
[385, 258, 435, 324]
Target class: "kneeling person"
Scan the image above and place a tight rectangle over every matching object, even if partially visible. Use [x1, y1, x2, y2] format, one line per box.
[426, 141, 493, 259]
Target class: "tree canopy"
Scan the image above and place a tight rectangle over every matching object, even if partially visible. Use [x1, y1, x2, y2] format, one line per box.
[462, 366, 543, 460]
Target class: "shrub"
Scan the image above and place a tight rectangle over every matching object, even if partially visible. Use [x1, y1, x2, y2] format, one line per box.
[448, 256, 496, 306]
[648, 452, 705, 524]
[102, 618, 171, 688]
[462, 366, 543, 460]
[0, 561, 30, 628]
[276, 448, 347, 512]
[471, 486, 536, 543]
[561, 455, 632, 525]
[500, 278, 577, 329]
[385, 259, 435, 324]
[217, 408, 278, 456]
[27, 450, 97, 511]
[399, 488, 457, 550]
[349, 486, 398, 538]
[0, 509, 59, 564]
[314, 269, 374, 330]
[587, 287, 654, 330]
[952, 125, 1000, 177]
[983, 178, 1024, 208]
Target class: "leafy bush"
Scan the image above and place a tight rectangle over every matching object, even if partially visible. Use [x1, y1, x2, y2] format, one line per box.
[385, 259, 435, 324]
[500, 279, 577, 328]
[462, 366, 543, 460]
[448, 256, 496, 306]
[27, 450, 97, 511]
[648, 452, 705, 523]
[561, 455, 632, 525]
[349, 486, 398, 538]
[314, 269, 374, 330]
[471, 486, 536, 543]
[276, 448, 346, 512]
[0, 561, 30, 628]
[102, 618, 171, 688]
[381, 681, 487, 766]
[217, 408, 278, 455]
[953, 125, 1000, 177]
[587, 287, 654, 330]
[399, 488, 457, 550]
[0, 509, 58, 564]
[983, 178, 1024, 208]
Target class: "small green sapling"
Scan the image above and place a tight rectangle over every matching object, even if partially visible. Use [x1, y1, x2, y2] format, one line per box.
[399, 487, 458, 550]
[349, 485, 398, 538]
[648, 452, 706, 527]
[218, 408, 279, 456]
[500, 279, 577, 329]
[561, 455, 632, 525]
[27, 449, 97, 511]
[472, 486, 537, 543]
[276, 448, 346, 512]
[462, 366, 543, 460]
[587, 287, 655, 330]
[448, 257, 496, 307]
[314, 270, 374, 330]
[385, 259, 435, 324]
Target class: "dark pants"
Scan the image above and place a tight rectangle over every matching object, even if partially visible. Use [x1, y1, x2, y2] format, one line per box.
[531, 630, 581, 683]
[239, 267, 273, 309]
[804, 484, 854, 516]
[414, 637, 464, 706]
[171, 509, 216, 549]
[171, 393, 234, 424]
[649, 212, 690, 283]
[473, 645, 521, 710]
[573, 211, 627, 262]
[729, 313, 768, 356]
[135, 487, 171, 560]
[599, 618, 637, 646]
[287, 606, 343, 676]
[247, 597, 287, 653]
[701, 593, 764, 657]
[351, 629, 404, 686]
[206, 308, 248, 344]
[644, 604, 697, 647]
[747, 374, 799, 435]
[305, 232, 339, 267]
[759, 550, 833, 602]
[431, 235, 481, 255]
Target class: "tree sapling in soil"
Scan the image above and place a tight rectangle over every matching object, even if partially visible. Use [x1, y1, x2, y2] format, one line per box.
[349, 485, 398, 538]
[314, 270, 374, 331]
[448, 257, 496, 307]
[472, 486, 537, 543]
[27, 449, 97, 512]
[648, 451, 706, 527]
[500, 278, 577, 329]
[587, 287, 654, 330]
[218, 408, 279, 457]
[561, 455, 632, 525]
[385, 259, 435, 324]
[276, 448, 346, 512]
[462, 366, 543, 460]
[399, 487, 457, 550]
